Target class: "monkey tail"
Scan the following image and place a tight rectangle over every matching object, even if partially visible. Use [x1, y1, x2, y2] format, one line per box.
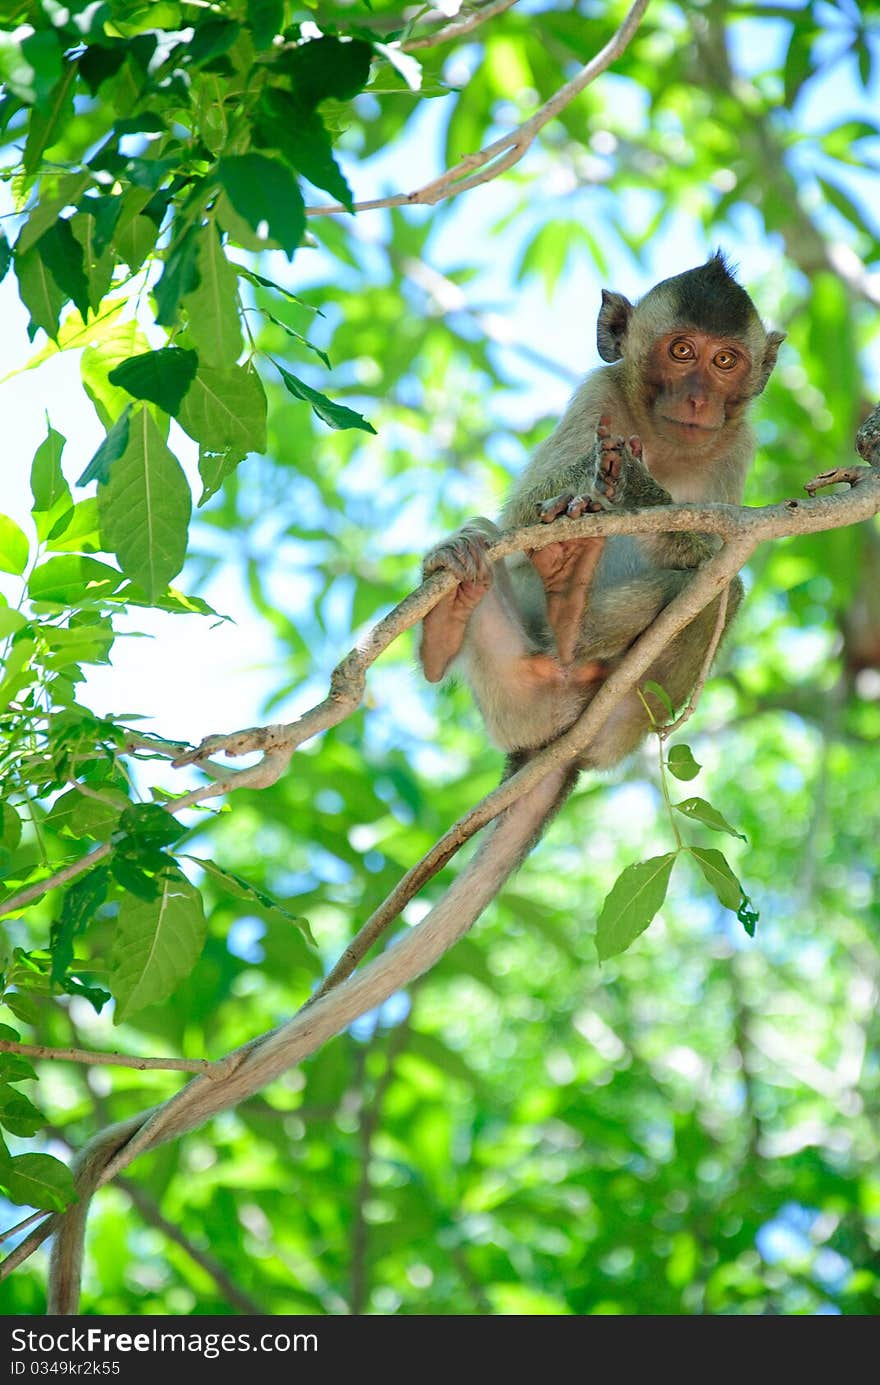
[411, 758, 579, 949]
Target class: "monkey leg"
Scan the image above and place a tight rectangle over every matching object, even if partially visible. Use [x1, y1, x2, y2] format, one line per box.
[527, 420, 642, 665]
[420, 521, 499, 683]
[452, 563, 605, 752]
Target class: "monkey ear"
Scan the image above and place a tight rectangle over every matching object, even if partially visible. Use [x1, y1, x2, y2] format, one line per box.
[755, 329, 785, 394]
[597, 290, 633, 362]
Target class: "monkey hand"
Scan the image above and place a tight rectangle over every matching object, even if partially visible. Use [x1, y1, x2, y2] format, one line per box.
[591, 417, 672, 509]
[422, 526, 494, 586]
[591, 416, 643, 505]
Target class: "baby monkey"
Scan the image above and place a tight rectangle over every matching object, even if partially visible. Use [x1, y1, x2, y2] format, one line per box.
[420, 252, 783, 769]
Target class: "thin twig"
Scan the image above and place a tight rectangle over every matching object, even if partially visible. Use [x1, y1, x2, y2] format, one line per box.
[0, 1040, 212, 1074]
[0, 1208, 50, 1244]
[305, 0, 652, 216]
[402, 0, 520, 50]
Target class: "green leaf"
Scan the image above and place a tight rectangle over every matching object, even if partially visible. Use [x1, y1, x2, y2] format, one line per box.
[642, 680, 674, 719]
[688, 847, 742, 912]
[98, 406, 192, 600]
[81, 317, 154, 429]
[0, 805, 22, 851]
[283, 36, 373, 107]
[275, 363, 376, 433]
[0, 1085, 44, 1138]
[46, 498, 102, 552]
[46, 787, 128, 841]
[2, 993, 38, 1025]
[0, 639, 36, 712]
[35, 219, 91, 321]
[119, 803, 186, 848]
[110, 869, 207, 1022]
[177, 364, 267, 502]
[0, 1052, 37, 1084]
[23, 57, 77, 173]
[4, 296, 128, 382]
[737, 895, 760, 938]
[187, 17, 240, 67]
[0, 229, 11, 284]
[673, 798, 747, 841]
[782, 24, 817, 108]
[595, 852, 678, 961]
[14, 245, 65, 340]
[180, 224, 242, 367]
[108, 348, 198, 416]
[44, 619, 114, 670]
[18, 30, 63, 102]
[235, 265, 316, 308]
[259, 90, 354, 211]
[30, 422, 71, 518]
[15, 173, 93, 259]
[58, 975, 111, 1012]
[113, 212, 157, 274]
[50, 866, 110, 982]
[247, 0, 283, 50]
[28, 555, 122, 604]
[77, 405, 131, 487]
[0, 515, 29, 576]
[262, 312, 330, 367]
[0, 1152, 75, 1212]
[189, 856, 317, 946]
[154, 223, 201, 328]
[216, 154, 306, 260]
[0, 609, 26, 639]
[666, 743, 701, 781]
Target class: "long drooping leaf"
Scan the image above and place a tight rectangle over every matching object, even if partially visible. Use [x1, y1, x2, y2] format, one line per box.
[97, 405, 192, 599]
[181, 224, 243, 367]
[595, 853, 678, 961]
[110, 869, 207, 1022]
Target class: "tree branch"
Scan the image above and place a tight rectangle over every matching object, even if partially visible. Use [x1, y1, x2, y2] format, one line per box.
[0, 1040, 213, 1074]
[305, 0, 652, 216]
[402, 0, 520, 51]
[3, 448, 879, 925]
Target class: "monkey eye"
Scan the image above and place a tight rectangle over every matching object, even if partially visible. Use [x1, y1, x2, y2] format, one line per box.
[668, 339, 695, 360]
[713, 349, 738, 370]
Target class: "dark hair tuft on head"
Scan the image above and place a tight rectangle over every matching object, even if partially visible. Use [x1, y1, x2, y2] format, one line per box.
[653, 252, 756, 334]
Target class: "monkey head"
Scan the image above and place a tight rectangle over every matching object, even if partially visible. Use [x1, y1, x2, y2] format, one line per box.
[596, 252, 785, 446]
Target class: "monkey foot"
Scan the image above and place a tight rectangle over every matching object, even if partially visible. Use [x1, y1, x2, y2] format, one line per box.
[517, 652, 608, 688]
[527, 536, 604, 667]
[420, 529, 493, 683]
[595, 415, 643, 506]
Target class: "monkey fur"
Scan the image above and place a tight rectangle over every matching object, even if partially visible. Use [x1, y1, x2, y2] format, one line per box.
[413, 254, 783, 947]
[420, 252, 783, 769]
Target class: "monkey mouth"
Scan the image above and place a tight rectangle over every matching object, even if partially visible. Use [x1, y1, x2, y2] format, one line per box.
[660, 416, 719, 434]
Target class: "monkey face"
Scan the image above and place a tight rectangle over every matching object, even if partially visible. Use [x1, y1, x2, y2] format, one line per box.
[644, 330, 754, 440]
